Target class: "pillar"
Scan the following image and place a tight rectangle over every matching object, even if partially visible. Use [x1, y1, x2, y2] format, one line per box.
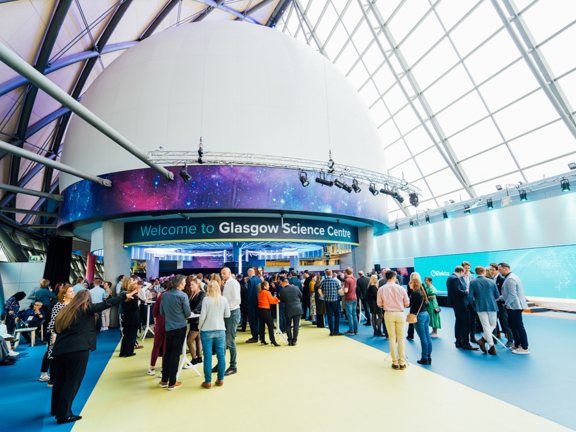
[102, 221, 131, 328]
[289, 255, 300, 271]
[85, 253, 96, 282]
[146, 257, 159, 279]
[232, 242, 242, 275]
[355, 226, 374, 274]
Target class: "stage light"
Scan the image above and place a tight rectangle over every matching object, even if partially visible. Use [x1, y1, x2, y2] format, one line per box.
[328, 151, 335, 174]
[487, 198, 493, 209]
[395, 221, 399, 230]
[519, 189, 527, 201]
[352, 179, 361, 193]
[380, 187, 393, 196]
[299, 171, 309, 187]
[409, 192, 419, 207]
[569, 163, 576, 170]
[409, 220, 415, 227]
[394, 192, 404, 204]
[464, 204, 471, 214]
[198, 136, 204, 164]
[369, 183, 379, 196]
[443, 210, 448, 219]
[334, 179, 352, 193]
[496, 185, 503, 191]
[315, 174, 333, 187]
[425, 214, 430, 223]
[179, 166, 192, 183]
[561, 178, 570, 192]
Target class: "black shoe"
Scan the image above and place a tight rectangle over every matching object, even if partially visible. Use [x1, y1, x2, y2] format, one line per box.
[124, 353, 136, 357]
[196, 357, 203, 364]
[417, 358, 429, 365]
[57, 415, 82, 424]
[455, 343, 463, 348]
[212, 365, 218, 373]
[428, 356, 432, 364]
[333, 333, 344, 336]
[224, 367, 237, 376]
[260, 341, 268, 345]
[271, 342, 280, 347]
[329, 332, 334, 336]
[363, 322, 371, 326]
[191, 358, 198, 365]
[407, 337, 414, 341]
[470, 337, 478, 344]
[462, 345, 479, 351]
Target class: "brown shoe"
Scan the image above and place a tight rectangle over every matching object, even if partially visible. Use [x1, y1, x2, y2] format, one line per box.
[201, 382, 212, 389]
[399, 364, 407, 370]
[135, 345, 144, 349]
[392, 364, 400, 370]
[167, 381, 182, 391]
[477, 337, 487, 354]
[488, 345, 497, 356]
[246, 339, 258, 343]
[159, 381, 168, 388]
[216, 380, 224, 387]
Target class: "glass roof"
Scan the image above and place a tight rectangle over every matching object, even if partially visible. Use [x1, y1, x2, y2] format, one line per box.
[0, 0, 575, 230]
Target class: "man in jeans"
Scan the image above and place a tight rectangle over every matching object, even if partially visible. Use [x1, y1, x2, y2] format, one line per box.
[343, 268, 358, 335]
[245, 268, 261, 343]
[377, 270, 409, 370]
[216, 267, 241, 375]
[499, 263, 530, 354]
[318, 269, 343, 336]
[159, 275, 191, 391]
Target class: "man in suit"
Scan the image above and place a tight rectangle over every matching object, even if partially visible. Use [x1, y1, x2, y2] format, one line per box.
[377, 268, 390, 287]
[300, 270, 311, 321]
[356, 271, 371, 326]
[279, 276, 303, 346]
[461, 261, 479, 343]
[469, 267, 500, 355]
[446, 266, 478, 350]
[490, 263, 514, 348]
[499, 263, 530, 354]
[245, 269, 261, 343]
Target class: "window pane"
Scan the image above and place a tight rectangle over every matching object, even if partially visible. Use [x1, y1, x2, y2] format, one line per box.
[434, 91, 488, 137]
[385, 141, 412, 168]
[347, 62, 369, 88]
[404, 125, 435, 155]
[393, 104, 421, 134]
[423, 64, 474, 112]
[473, 173, 526, 196]
[388, 158, 421, 182]
[522, 154, 576, 181]
[325, 23, 349, 59]
[435, 0, 479, 31]
[414, 147, 448, 176]
[351, 19, 373, 54]
[411, 38, 460, 90]
[384, 83, 408, 116]
[449, 1, 502, 58]
[400, 13, 445, 67]
[316, 2, 338, 43]
[387, 0, 430, 43]
[449, 118, 503, 160]
[521, 0, 576, 44]
[379, 119, 401, 147]
[425, 167, 462, 196]
[362, 42, 385, 75]
[558, 71, 576, 114]
[460, 145, 517, 184]
[539, 24, 576, 78]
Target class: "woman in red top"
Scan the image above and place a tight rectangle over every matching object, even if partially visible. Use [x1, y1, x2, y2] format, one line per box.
[258, 281, 280, 346]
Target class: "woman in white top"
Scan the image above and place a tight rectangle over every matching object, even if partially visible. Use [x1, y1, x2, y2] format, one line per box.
[199, 281, 230, 389]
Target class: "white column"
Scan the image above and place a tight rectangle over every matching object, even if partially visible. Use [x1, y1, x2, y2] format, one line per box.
[356, 226, 374, 274]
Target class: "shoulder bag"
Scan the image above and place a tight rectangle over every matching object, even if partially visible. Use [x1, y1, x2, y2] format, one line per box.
[406, 291, 428, 323]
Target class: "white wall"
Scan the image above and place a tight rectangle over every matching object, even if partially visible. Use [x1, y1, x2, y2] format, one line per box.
[0, 262, 46, 309]
[374, 192, 576, 269]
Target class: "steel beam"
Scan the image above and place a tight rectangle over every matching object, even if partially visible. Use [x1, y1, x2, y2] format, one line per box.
[233, 0, 275, 21]
[0, 138, 111, 186]
[0, 208, 58, 218]
[0, 41, 137, 97]
[21, 181, 60, 225]
[0, 42, 174, 181]
[139, 0, 181, 40]
[192, 0, 259, 24]
[266, 0, 292, 27]
[24, 224, 57, 229]
[0, 225, 29, 262]
[0, 183, 63, 202]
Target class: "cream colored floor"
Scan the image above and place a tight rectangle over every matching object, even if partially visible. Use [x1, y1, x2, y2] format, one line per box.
[72, 323, 571, 432]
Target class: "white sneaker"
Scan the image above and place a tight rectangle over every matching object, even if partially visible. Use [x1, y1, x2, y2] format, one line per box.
[430, 333, 439, 338]
[39, 375, 50, 382]
[183, 363, 195, 369]
[8, 351, 19, 357]
[513, 347, 530, 354]
[147, 368, 155, 376]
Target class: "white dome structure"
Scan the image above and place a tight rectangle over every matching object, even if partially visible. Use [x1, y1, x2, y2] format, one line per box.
[60, 21, 386, 190]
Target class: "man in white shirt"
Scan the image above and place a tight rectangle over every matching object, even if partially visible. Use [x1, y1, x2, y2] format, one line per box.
[72, 277, 85, 295]
[217, 267, 241, 376]
[116, 275, 125, 295]
[90, 277, 106, 333]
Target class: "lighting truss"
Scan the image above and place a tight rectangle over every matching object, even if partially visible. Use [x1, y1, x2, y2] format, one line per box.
[148, 150, 422, 196]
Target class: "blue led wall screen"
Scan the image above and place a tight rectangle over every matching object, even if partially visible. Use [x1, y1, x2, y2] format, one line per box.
[414, 244, 576, 299]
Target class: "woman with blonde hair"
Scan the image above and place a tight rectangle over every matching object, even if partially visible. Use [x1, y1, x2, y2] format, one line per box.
[367, 274, 386, 337]
[186, 280, 205, 365]
[409, 279, 432, 365]
[407, 272, 422, 341]
[51, 289, 135, 424]
[199, 281, 230, 389]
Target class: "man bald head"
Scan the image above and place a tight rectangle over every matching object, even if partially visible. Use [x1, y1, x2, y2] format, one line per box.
[247, 268, 255, 276]
[221, 267, 232, 281]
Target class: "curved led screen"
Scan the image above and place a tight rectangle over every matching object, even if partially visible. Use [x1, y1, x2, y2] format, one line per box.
[59, 166, 388, 229]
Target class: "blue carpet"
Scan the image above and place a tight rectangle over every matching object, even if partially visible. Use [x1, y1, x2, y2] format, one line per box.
[345, 310, 576, 430]
[0, 330, 121, 432]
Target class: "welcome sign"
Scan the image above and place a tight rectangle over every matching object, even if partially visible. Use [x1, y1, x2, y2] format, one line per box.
[124, 217, 359, 246]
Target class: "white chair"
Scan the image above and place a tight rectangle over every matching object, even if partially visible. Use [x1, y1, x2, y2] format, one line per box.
[13, 327, 38, 348]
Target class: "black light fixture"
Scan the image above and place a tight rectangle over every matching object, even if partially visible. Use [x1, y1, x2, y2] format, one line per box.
[369, 183, 379, 196]
[179, 165, 192, 183]
[487, 198, 493, 209]
[519, 189, 527, 201]
[352, 179, 361, 193]
[568, 162, 576, 170]
[442, 210, 448, 219]
[496, 185, 503, 191]
[380, 187, 394, 196]
[394, 192, 404, 203]
[425, 214, 430, 223]
[197, 136, 204, 164]
[327, 150, 335, 174]
[409, 192, 419, 207]
[334, 178, 352, 193]
[299, 171, 309, 187]
[315, 173, 333, 187]
[409, 219, 415, 227]
[561, 178, 570, 192]
[464, 204, 471, 214]
[395, 221, 399, 230]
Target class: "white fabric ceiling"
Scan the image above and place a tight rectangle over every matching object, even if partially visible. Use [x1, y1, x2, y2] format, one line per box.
[0, 0, 575, 226]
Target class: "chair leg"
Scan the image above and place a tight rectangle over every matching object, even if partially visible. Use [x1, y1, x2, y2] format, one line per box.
[31, 329, 36, 347]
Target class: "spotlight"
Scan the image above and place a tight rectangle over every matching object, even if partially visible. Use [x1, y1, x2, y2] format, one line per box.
[315, 173, 333, 187]
[487, 198, 493, 209]
[299, 171, 309, 187]
[496, 185, 503, 191]
[409, 192, 419, 207]
[334, 179, 352, 193]
[464, 204, 471, 214]
[352, 179, 361, 193]
[198, 136, 204, 164]
[442, 210, 448, 219]
[519, 189, 527, 201]
[568, 162, 576, 170]
[394, 192, 404, 203]
[327, 150, 335, 174]
[409, 220, 415, 227]
[425, 214, 430, 223]
[179, 166, 192, 183]
[395, 221, 399, 230]
[380, 187, 394, 196]
[561, 178, 570, 192]
[369, 183, 379, 196]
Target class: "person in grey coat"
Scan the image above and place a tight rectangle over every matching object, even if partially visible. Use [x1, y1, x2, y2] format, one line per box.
[469, 266, 501, 355]
[278, 276, 303, 346]
[499, 263, 530, 354]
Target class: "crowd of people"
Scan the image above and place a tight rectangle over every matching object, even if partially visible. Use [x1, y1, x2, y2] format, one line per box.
[0, 259, 531, 423]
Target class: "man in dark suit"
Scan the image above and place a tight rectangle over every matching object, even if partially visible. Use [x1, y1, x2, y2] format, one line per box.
[446, 266, 478, 350]
[490, 263, 514, 348]
[245, 269, 261, 343]
[357, 271, 371, 325]
[279, 276, 303, 346]
[301, 270, 311, 320]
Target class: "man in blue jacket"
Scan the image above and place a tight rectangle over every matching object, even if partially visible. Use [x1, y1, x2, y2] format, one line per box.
[447, 266, 477, 351]
[469, 266, 500, 355]
[245, 268, 261, 343]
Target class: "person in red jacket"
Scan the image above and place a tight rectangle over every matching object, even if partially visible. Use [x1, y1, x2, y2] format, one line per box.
[148, 292, 166, 376]
[257, 281, 280, 346]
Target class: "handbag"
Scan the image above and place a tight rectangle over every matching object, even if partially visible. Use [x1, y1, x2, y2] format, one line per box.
[406, 291, 426, 323]
[434, 306, 441, 314]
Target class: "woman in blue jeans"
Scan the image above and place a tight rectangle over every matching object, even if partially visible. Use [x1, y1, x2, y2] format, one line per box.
[410, 280, 432, 365]
[199, 281, 230, 389]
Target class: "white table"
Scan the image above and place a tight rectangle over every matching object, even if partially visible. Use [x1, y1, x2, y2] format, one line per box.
[140, 301, 156, 342]
[176, 313, 201, 381]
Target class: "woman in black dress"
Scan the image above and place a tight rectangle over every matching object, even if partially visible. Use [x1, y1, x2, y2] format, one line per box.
[119, 283, 140, 357]
[367, 275, 386, 338]
[186, 280, 206, 365]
